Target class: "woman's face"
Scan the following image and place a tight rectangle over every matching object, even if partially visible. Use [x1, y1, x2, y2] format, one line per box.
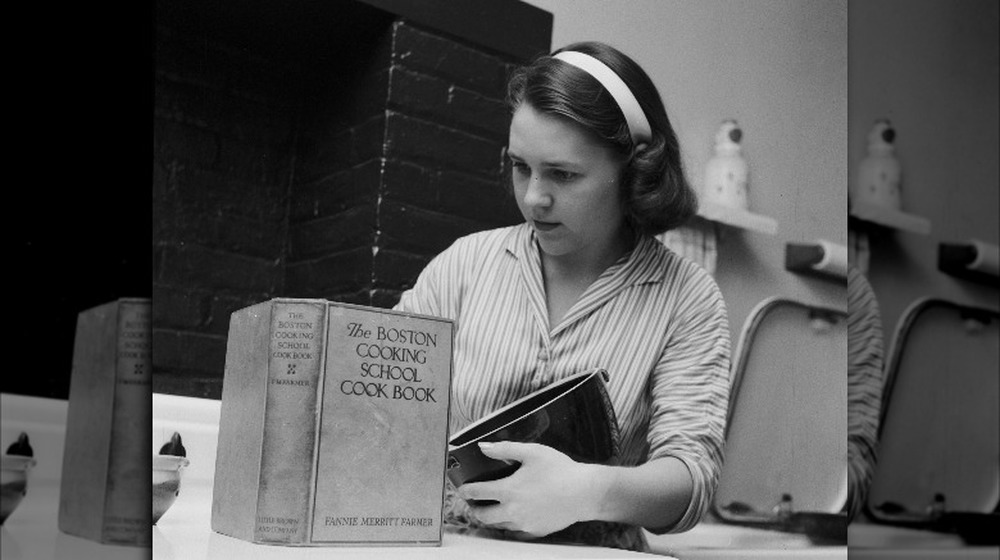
[507, 103, 627, 263]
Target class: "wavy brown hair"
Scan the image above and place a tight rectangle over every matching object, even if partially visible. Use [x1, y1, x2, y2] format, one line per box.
[506, 41, 697, 236]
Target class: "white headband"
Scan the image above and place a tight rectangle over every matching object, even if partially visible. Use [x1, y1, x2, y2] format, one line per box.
[553, 51, 652, 145]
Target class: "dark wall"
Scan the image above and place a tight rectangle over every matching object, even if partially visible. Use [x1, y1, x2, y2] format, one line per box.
[152, 0, 551, 399]
[286, 21, 527, 306]
[152, 20, 296, 397]
[8, 4, 152, 400]
[11, 189, 151, 400]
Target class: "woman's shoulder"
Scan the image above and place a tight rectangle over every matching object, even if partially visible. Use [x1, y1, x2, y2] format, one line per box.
[441, 224, 526, 259]
[632, 237, 727, 321]
[641, 236, 719, 289]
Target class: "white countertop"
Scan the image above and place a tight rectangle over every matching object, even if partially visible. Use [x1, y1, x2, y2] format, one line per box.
[156, 480, 662, 560]
[1, 481, 147, 560]
[149, 392, 659, 559]
[149, 393, 847, 560]
[3, 392, 660, 560]
[1, 394, 147, 560]
[5, 392, 994, 559]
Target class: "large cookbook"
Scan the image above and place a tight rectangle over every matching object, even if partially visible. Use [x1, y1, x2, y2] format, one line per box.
[211, 298, 454, 546]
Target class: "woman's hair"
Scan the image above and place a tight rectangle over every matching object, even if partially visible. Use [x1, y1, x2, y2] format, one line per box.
[506, 41, 697, 236]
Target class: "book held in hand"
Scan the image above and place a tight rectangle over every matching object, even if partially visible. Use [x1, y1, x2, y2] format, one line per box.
[446, 368, 620, 489]
[58, 298, 152, 546]
[211, 298, 453, 546]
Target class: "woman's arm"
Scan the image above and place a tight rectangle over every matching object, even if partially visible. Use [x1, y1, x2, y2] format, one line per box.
[588, 455, 694, 531]
[460, 443, 693, 536]
[460, 256, 731, 538]
[846, 266, 884, 520]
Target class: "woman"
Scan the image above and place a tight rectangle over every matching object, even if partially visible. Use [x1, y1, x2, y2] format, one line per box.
[395, 41, 730, 551]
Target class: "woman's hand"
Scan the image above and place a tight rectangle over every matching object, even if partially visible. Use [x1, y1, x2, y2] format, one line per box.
[457, 441, 607, 537]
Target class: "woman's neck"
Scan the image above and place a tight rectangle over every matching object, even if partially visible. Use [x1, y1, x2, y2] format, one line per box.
[544, 227, 633, 278]
[539, 228, 634, 328]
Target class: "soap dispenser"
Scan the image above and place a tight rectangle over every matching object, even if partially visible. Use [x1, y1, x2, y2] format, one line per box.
[856, 119, 902, 210]
[704, 119, 749, 210]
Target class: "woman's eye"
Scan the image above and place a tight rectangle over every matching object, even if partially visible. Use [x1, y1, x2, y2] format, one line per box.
[551, 170, 578, 182]
[511, 161, 530, 175]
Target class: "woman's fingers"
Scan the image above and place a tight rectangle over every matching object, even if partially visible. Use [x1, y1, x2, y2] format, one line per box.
[478, 440, 546, 462]
[459, 479, 507, 503]
[467, 501, 511, 528]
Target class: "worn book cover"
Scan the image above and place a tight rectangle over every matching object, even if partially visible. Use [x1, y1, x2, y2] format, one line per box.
[212, 298, 453, 546]
[58, 298, 152, 546]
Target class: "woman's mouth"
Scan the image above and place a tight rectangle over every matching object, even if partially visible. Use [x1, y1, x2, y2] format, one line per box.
[533, 220, 560, 232]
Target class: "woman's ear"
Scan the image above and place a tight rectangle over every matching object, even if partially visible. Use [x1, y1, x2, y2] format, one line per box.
[631, 142, 648, 158]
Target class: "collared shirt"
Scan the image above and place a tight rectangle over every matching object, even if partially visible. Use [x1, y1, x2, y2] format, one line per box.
[395, 223, 731, 550]
[846, 265, 884, 521]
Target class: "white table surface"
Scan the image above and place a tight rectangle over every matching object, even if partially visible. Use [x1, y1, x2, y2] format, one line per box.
[150, 393, 846, 560]
[1, 481, 148, 560]
[2, 393, 660, 560]
[156, 479, 664, 560]
[1, 394, 147, 560]
[149, 392, 659, 559]
[5, 392, 995, 559]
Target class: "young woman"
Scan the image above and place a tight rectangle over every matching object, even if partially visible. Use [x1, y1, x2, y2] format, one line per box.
[395, 41, 731, 552]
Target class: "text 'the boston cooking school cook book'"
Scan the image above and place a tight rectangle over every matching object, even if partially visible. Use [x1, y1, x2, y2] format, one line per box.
[211, 298, 453, 546]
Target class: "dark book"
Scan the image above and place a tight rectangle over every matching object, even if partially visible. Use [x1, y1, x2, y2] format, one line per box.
[447, 369, 620, 488]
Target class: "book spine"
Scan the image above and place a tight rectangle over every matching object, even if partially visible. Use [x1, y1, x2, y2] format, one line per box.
[102, 299, 153, 545]
[254, 300, 326, 543]
[212, 301, 271, 541]
[58, 301, 118, 540]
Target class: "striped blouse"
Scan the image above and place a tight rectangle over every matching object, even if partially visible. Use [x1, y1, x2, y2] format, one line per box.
[394, 223, 731, 551]
[846, 265, 884, 521]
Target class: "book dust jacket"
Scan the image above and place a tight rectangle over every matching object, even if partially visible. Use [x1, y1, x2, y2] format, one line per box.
[212, 299, 453, 546]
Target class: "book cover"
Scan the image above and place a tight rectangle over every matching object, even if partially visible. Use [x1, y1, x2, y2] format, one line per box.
[58, 298, 152, 546]
[212, 298, 453, 546]
[446, 369, 620, 488]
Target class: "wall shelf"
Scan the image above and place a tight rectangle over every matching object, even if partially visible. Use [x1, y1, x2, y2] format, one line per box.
[938, 241, 999, 287]
[696, 201, 778, 235]
[785, 240, 848, 282]
[848, 201, 931, 235]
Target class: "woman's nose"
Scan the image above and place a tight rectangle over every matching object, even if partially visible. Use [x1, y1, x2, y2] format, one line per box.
[522, 175, 553, 209]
